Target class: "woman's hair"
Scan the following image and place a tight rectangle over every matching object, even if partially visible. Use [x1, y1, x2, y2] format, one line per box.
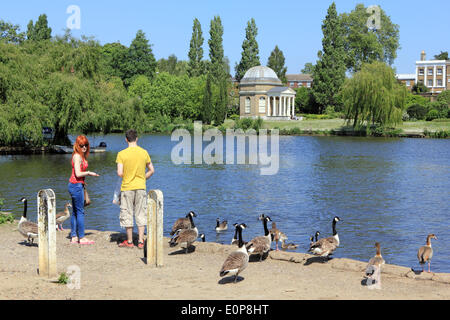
[73, 135, 90, 160]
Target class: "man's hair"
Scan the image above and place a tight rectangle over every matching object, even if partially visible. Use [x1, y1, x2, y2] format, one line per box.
[126, 129, 138, 142]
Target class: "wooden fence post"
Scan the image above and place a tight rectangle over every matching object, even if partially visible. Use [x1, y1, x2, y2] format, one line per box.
[146, 190, 164, 267]
[37, 189, 57, 278]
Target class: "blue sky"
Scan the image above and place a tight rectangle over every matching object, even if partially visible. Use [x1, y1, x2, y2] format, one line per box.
[1, 0, 449, 74]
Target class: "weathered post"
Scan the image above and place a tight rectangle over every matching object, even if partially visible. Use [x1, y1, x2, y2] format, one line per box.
[37, 189, 57, 278]
[146, 190, 164, 267]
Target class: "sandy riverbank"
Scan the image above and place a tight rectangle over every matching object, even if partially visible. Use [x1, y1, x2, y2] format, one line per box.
[0, 222, 449, 300]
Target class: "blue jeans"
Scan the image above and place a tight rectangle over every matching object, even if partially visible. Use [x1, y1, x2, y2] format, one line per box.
[68, 183, 85, 239]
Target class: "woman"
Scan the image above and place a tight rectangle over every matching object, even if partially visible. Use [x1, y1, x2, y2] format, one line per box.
[68, 135, 99, 245]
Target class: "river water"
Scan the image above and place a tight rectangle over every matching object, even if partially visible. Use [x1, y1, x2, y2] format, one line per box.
[1, 134, 449, 272]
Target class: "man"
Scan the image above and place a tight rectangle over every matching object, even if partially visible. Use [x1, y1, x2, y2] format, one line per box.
[116, 129, 155, 248]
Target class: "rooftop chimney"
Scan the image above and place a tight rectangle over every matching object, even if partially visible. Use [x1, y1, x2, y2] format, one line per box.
[421, 50, 426, 61]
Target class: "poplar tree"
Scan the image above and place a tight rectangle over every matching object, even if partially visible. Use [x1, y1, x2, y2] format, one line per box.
[235, 18, 260, 82]
[214, 79, 228, 125]
[208, 16, 226, 81]
[26, 14, 52, 41]
[312, 2, 346, 113]
[267, 45, 287, 83]
[201, 74, 213, 124]
[187, 18, 205, 77]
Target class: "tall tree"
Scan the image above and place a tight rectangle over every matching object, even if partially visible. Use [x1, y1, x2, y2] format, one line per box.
[0, 20, 25, 44]
[214, 78, 228, 125]
[312, 2, 347, 114]
[187, 18, 205, 77]
[267, 45, 287, 83]
[201, 74, 213, 124]
[235, 18, 260, 82]
[434, 51, 449, 60]
[301, 62, 314, 74]
[208, 16, 226, 81]
[101, 42, 128, 80]
[123, 30, 157, 87]
[341, 4, 400, 73]
[27, 14, 52, 41]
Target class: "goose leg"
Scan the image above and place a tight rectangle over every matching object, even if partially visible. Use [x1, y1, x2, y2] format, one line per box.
[428, 261, 431, 273]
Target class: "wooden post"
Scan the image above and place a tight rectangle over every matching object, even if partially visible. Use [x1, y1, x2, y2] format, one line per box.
[146, 190, 164, 267]
[37, 189, 57, 278]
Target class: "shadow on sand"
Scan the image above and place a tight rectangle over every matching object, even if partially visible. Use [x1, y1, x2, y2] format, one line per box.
[218, 276, 245, 285]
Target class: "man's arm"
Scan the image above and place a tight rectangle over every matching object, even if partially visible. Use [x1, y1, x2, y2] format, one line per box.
[145, 162, 154, 180]
[117, 162, 124, 178]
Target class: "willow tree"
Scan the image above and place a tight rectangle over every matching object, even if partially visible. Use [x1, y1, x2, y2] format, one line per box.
[341, 61, 407, 132]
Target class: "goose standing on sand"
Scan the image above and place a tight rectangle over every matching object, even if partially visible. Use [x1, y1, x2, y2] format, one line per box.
[365, 242, 385, 276]
[169, 212, 199, 254]
[18, 197, 38, 245]
[417, 234, 437, 273]
[269, 221, 283, 251]
[170, 211, 196, 236]
[215, 218, 228, 232]
[55, 202, 72, 231]
[220, 224, 251, 283]
[246, 215, 272, 261]
[308, 216, 341, 259]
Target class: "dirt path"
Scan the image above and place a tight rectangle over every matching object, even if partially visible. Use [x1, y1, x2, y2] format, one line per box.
[1, 222, 449, 300]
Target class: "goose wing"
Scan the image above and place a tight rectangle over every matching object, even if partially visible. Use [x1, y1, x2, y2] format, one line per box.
[175, 228, 198, 244]
[247, 236, 271, 253]
[20, 221, 38, 235]
[220, 251, 248, 276]
[170, 218, 191, 235]
[309, 237, 338, 255]
[418, 246, 433, 263]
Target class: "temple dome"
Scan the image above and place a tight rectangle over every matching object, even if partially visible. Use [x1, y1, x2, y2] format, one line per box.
[240, 66, 282, 85]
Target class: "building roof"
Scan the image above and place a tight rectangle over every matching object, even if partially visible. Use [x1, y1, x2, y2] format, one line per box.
[267, 87, 296, 95]
[286, 74, 313, 82]
[240, 66, 282, 86]
[396, 74, 415, 80]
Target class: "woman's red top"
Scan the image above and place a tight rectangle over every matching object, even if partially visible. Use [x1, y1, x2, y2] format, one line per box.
[69, 156, 88, 184]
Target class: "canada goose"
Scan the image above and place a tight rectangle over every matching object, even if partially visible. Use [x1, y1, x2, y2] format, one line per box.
[169, 212, 198, 254]
[269, 221, 283, 251]
[246, 215, 272, 261]
[170, 211, 196, 236]
[365, 242, 385, 276]
[308, 216, 341, 259]
[417, 234, 437, 273]
[220, 223, 251, 283]
[199, 234, 206, 242]
[231, 223, 239, 245]
[17, 197, 38, 245]
[55, 202, 72, 231]
[215, 218, 228, 232]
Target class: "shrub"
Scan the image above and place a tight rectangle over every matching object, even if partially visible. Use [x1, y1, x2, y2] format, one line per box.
[407, 104, 428, 120]
[425, 109, 440, 121]
[57, 272, 69, 284]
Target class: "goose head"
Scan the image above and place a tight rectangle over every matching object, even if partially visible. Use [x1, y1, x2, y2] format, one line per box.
[18, 197, 27, 203]
[187, 211, 197, 218]
[199, 234, 205, 242]
[333, 216, 341, 223]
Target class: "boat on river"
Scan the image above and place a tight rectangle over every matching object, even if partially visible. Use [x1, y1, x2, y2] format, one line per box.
[52, 142, 107, 154]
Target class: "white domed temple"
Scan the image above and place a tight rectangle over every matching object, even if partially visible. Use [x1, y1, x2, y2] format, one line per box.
[239, 66, 296, 120]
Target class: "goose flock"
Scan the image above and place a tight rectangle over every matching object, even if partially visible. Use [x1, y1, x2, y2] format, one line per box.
[168, 211, 440, 283]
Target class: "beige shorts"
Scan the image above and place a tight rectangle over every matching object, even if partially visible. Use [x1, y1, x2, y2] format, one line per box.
[119, 190, 147, 228]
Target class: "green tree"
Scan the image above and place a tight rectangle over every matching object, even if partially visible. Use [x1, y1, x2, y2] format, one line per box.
[27, 14, 52, 41]
[0, 20, 25, 44]
[341, 61, 407, 131]
[267, 45, 287, 83]
[235, 18, 260, 82]
[187, 18, 205, 77]
[101, 42, 128, 80]
[201, 74, 213, 124]
[208, 16, 226, 81]
[214, 78, 228, 125]
[123, 30, 157, 87]
[434, 51, 449, 60]
[301, 62, 314, 74]
[411, 82, 429, 94]
[312, 2, 347, 113]
[341, 4, 400, 73]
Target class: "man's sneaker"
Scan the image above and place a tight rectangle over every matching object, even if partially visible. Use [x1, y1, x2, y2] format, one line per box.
[118, 240, 134, 248]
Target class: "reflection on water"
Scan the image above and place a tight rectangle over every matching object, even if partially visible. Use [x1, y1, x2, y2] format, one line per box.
[0, 135, 449, 272]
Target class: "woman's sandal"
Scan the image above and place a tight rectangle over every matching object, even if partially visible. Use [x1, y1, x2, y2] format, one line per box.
[79, 239, 95, 245]
[70, 238, 79, 244]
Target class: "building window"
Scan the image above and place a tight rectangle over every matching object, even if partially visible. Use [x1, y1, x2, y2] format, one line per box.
[406, 81, 410, 86]
[428, 69, 433, 76]
[437, 68, 443, 75]
[419, 69, 424, 75]
[306, 82, 311, 88]
[289, 82, 294, 87]
[259, 97, 266, 113]
[245, 97, 251, 113]
[428, 79, 433, 87]
[437, 79, 443, 86]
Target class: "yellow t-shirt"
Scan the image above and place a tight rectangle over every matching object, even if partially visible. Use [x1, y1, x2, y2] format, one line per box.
[116, 146, 151, 191]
